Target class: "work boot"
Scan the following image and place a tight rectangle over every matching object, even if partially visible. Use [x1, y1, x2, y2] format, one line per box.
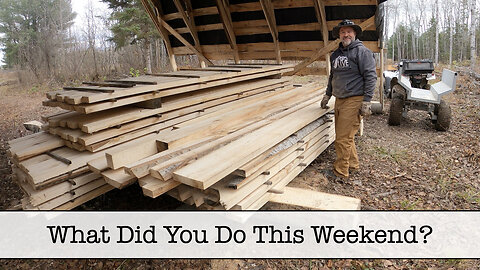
[323, 169, 348, 183]
[349, 167, 360, 176]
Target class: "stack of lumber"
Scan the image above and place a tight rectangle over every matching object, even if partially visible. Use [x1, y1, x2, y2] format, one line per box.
[7, 64, 337, 210]
[42, 65, 291, 152]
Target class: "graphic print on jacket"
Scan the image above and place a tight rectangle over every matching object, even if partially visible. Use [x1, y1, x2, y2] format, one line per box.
[325, 39, 377, 101]
[332, 55, 350, 70]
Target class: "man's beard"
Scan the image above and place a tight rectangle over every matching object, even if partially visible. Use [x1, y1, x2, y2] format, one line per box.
[342, 38, 353, 47]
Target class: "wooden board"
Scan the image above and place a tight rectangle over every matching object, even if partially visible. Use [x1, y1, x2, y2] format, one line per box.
[25, 173, 101, 207]
[145, 85, 325, 182]
[18, 146, 109, 188]
[53, 184, 114, 210]
[173, 96, 333, 190]
[231, 183, 271, 210]
[269, 133, 335, 192]
[123, 84, 317, 178]
[231, 119, 333, 190]
[105, 133, 160, 170]
[45, 65, 292, 106]
[48, 76, 289, 134]
[244, 193, 272, 210]
[102, 168, 136, 189]
[138, 176, 181, 198]
[8, 132, 65, 162]
[65, 77, 288, 114]
[269, 187, 361, 210]
[87, 157, 109, 174]
[49, 80, 287, 153]
[211, 126, 334, 210]
[23, 178, 107, 210]
[234, 116, 332, 178]
[153, 82, 302, 151]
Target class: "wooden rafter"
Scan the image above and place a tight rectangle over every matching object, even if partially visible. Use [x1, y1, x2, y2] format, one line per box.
[140, 0, 178, 71]
[173, 0, 206, 67]
[216, 0, 240, 63]
[260, 0, 281, 63]
[157, 16, 213, 65]
[290, 15, 376, 75]
[313, 0, 330, 75]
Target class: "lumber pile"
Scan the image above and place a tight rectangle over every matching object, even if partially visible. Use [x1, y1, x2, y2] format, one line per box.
[7, 64, 339, 210]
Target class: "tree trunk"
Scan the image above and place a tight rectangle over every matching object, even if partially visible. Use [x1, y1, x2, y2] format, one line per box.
[145, 39, 152, 74]
[155, 38, 161, 71]
[449, 22, 453, 66]
[435, 0, 439, 64]
[470, 0, 477, 68]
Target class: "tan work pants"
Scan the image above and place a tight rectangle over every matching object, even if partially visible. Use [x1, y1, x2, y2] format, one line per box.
[333, 95, 363, 177]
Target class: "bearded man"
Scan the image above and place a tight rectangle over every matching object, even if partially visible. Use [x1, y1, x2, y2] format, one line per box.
[320, 19, 377, 180]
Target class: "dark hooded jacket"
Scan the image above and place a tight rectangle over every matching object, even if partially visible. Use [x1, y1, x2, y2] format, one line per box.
[326, 39, 377, 102]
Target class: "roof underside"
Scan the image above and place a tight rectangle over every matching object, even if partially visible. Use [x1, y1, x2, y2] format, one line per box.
[143, 0, 386, 62]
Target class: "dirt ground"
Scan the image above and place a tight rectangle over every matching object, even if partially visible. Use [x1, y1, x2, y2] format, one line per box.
[0, 69, 479, 269]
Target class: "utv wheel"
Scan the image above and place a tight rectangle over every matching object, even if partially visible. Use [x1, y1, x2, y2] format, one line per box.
[388, 85, 405, 126]
[435, 100, 451, 131]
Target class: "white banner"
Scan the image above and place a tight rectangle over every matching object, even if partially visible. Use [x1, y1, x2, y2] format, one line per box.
[0, 211, 478, 258]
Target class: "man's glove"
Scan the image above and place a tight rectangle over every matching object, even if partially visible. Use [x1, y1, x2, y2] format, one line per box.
[320, 95, 331, 109]
[359, 101, 371, 116]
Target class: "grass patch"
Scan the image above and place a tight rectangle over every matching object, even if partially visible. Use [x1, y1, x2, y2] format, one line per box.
[399, 199, 419, 210]
[456, 188, 480, 204]
[435, 175, 451, 195]
[370, 146, 410, 164]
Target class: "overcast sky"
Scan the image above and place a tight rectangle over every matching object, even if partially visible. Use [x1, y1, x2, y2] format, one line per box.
[71, 0, 109, 25]
[1, 0, 110, 66]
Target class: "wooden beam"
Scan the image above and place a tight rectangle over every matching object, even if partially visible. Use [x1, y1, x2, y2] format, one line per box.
[173, 0, 198, 46]
[141, 0, 178, 71]
[232, 0, 377, 11]
[259, 0, 281, 63]
[157, 15, 213, 66]
[228, 0, 377, 13]
[291, 15, 376, 75]
[313, 0, 330, 75]
[216, 0, 240, 63]
[174, 0, 207, 67]
[172, 41, 381, 57]
[323, 0, 376, 5]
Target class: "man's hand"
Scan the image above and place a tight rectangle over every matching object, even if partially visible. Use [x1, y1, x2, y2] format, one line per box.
[320, 95, 331, 109]
[359, 101, 371, 116]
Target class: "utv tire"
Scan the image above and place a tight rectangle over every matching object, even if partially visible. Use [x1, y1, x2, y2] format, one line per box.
[434, 100, 451, 131]
[388, 93, 404, 126]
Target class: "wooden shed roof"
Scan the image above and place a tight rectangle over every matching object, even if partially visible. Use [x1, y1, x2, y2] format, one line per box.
[141, 0, 387, 73]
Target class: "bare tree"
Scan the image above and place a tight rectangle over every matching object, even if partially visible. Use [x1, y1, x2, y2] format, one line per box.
[435, 0, 439, 64]
[470, 0, 477, 68]
[85, 0, 99, 78]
